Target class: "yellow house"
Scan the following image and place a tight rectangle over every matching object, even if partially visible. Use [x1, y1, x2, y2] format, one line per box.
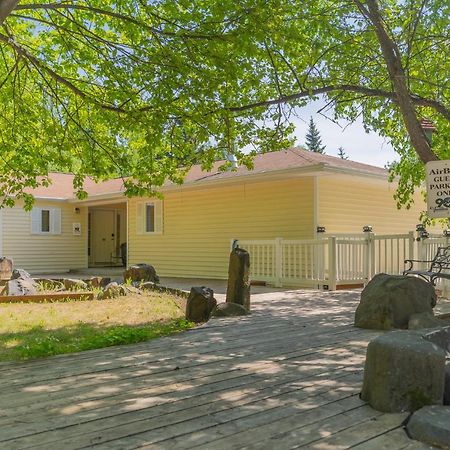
[0, 148, 430, 278]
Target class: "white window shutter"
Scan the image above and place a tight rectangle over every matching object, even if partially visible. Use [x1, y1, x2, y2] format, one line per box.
[155, 201, 163, 233]
[51, 208, 61, 234]
[136, 202, 144, 234]
[31, 208, 42, 234]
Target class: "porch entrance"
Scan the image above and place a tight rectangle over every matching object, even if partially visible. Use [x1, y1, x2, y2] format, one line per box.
[88, 203, 127, 267]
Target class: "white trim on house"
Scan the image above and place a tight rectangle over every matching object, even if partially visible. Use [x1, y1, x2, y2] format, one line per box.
[69, 192, 125, 205]
[30, 207, 62, 235]
[69, 163, 389, 207]
[136, 200, 163, 235]
[33, 197, 67, 202]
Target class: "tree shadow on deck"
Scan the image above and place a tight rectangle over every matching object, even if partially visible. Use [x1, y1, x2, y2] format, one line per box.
[0, 289, 413, 449]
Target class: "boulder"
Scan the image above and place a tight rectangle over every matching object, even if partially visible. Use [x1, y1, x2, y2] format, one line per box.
[97, 282, 127, 300]
[423, 326, 450, 355]
[406, 405, 450, 448]
[6, 270, 37, 296]
[226, 247, 250, 311]
[36, 279, 65, 291]
[0, 257, 13, 280]
[408, 311, 448, 330]
[361, 331, 446, 412]
[185, 286, 217, 323]
[355, 273, 436, 330]
[63, 278, 88, 291]
[11, 268, 31, 280]
[123, 285, 142, 296]
[83, 277, 111, 289]
[445, 364, 450, 406]
[211, 302, 249, 318]
[124, 264, 159, 284]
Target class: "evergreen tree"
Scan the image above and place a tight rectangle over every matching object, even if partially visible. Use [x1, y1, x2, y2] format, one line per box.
[305, 117, 326, 153]
[337, 147, 349, 159]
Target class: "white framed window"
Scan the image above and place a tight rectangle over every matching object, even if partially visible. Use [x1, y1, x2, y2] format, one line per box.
[31, 208, 62, 235]
[136, 200, 163, 235]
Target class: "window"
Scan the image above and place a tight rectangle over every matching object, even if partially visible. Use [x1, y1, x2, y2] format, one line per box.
[31, 208, 61, 235]
[41, 210, 50, 232]
[136, 200, 163, 234]
[146, 204, 155, 232]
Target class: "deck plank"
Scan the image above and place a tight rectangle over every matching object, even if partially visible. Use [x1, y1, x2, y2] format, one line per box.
[0, 289, 440, 449]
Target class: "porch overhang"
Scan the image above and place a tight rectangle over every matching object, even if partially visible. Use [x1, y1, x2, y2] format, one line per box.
[69, 192, 125, 207]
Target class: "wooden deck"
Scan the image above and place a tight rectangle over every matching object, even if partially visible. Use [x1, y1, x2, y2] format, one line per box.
[0, 289, 438, 449]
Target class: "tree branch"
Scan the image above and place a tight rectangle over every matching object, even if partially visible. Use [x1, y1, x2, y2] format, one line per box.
[0, 32, 153, 114]
[354, 0, 438, 163]
[228, 84, 450, 121]
[14, 3, 227, 40]
[0, 0, 19, 24]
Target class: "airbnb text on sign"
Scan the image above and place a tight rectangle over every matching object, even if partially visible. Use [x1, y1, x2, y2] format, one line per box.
[426, 160, 450, 218]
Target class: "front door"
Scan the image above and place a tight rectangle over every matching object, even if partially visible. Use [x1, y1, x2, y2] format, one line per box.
[91, 210, 116, 264]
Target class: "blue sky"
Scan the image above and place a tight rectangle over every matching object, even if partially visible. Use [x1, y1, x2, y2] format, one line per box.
[292, 99, 398, 168]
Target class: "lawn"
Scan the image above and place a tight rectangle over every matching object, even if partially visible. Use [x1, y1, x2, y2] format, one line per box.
[0, 292, 193, 361]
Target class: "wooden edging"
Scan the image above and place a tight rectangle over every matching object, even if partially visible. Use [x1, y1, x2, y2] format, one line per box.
[0, 292, 94, 303]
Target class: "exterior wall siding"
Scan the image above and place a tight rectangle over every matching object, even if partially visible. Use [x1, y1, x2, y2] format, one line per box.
[128, 178, 315, 279]
[318, 175, 427, 234]
[2, 201, 88, 273]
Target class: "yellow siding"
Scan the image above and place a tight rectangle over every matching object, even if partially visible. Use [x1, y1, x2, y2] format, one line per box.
[2, 201, 88, 273]
[128, 178, 315, 279]
[318, 175, 427, 234]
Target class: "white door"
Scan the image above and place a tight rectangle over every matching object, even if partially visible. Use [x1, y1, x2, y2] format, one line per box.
[92, 210, 116, 264]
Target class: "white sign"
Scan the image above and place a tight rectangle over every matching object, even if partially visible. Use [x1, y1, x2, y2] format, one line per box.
[426, 160, 450, 218]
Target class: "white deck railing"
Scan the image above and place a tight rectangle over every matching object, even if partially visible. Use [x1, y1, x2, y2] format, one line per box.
[237, 231, 448, 290]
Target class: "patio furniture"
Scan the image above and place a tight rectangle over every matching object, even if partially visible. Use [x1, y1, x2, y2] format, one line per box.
[403, 245, 450, 284]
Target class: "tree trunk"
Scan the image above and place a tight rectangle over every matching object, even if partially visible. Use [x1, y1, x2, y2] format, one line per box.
[356, 0, 439, 163]
[0, 0, 19, 25]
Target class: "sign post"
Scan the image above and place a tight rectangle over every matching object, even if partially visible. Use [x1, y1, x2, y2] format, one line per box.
[426, 160, 450, 218]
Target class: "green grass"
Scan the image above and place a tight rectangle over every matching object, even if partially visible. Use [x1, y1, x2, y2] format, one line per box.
[0, 293, 194, 361]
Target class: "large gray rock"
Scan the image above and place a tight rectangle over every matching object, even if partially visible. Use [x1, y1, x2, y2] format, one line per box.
[0, 257, 13, 280]
[185, 287, 217, 323]
[63, 278, 88, 291]
[361, 331, 446, 412]
[211, 302, 249, 318]
[97, 282, 127, 300]
[445, 364, 450, 406]
[124, 264, 159, 284]
[83, 277, 111, 289]
[36, 279, 65, 291]
[406, 405, 450, 448]
[355, 273, 436, 330]
[408, 311, 448, 330]
[11, 268, 31, 280]
[7, 270, 37, 296]
[423, 326, 450, 356]
[226, 247, 250, 311]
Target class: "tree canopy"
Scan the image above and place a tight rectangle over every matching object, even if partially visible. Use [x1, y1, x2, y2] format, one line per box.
[0, 0, 448, 208]
[305, 117, 326, 153]
[338, 147, 349, 160]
